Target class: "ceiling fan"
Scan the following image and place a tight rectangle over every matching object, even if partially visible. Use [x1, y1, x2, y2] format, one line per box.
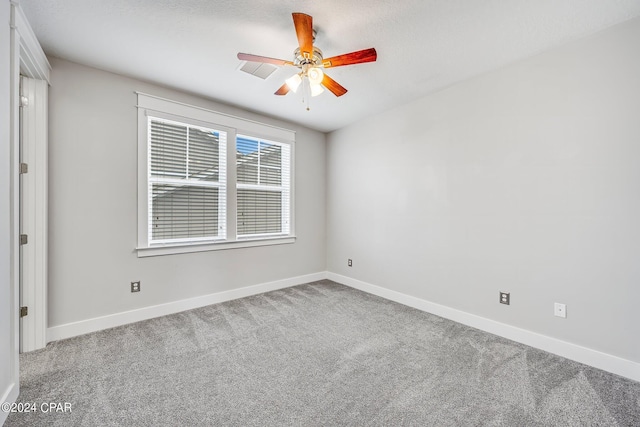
[237, 13, 377, 107]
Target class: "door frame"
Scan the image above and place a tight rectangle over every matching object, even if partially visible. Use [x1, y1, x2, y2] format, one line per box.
[8, 0, 50, 397]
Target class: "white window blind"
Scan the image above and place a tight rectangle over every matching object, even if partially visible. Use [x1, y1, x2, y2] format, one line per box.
[148, 117, 227, 243]
[236, 135, 291, 238]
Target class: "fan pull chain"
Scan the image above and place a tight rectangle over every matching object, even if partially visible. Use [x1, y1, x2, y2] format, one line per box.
[303, 77, 311, 111]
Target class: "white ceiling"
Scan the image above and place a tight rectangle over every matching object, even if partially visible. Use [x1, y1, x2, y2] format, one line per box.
[19, 0, 640, 133]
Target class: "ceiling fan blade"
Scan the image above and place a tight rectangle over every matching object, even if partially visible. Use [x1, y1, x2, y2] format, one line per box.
[322, 48, 377, 68]
[321, 73, 348, 97]
[292, 13, 314, 57]
[274, 82, 290, 96]
[237, 53, 293, 66]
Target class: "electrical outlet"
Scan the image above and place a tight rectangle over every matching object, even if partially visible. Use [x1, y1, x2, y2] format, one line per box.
[348, 259, 353, 267]
[499, 291, 510, 305]
[131, 281, 141, 293]
[554, 302, 566, 318]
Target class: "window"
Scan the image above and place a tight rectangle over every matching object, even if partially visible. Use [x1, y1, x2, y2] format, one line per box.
[237, 136, 291, 238]
[149, 118, 227, 244]
[137, 93, 295, 256]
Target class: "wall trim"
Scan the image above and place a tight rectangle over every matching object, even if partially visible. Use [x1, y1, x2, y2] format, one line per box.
[327, 272, 640, 383]
[10, 1, 51, 82]
[0, 381, 19, 425]
[47, 272, 326, 343]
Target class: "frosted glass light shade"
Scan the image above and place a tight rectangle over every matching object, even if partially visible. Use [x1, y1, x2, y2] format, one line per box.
[307, 67, 324, 85]
[310, 83, 324, 97]
[286, 74, 302, 92]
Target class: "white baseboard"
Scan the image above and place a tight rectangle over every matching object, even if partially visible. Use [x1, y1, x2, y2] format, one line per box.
[327, 272, 640, 383]
[47, 272, 327, 343]
[45, 270, 639, 382]
[0, 381, 19, 425]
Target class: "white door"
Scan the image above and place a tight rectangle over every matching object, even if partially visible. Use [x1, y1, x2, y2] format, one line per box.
[19, 75, 48, 353]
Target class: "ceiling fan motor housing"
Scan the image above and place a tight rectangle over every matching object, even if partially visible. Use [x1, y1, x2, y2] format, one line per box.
[293, 47, 324, 68]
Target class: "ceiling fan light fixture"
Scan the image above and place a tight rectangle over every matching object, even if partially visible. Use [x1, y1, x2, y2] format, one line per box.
[285, 73, 302, 92]
[310, 83, 324, 97]
[307, 67, 324, 85]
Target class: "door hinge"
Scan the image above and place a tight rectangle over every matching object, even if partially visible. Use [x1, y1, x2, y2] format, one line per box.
[20, 163, 28, 174]
[20, 306, 28, 317]
[20, 234, 28, 245]
[20, 95, 29, 108]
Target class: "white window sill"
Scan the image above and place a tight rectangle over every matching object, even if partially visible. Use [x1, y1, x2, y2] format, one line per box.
[136, 236, 296, 257]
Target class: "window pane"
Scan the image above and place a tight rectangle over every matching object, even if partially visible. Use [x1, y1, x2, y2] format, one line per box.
[237, 137, 259, 184]
[238, 164, 258, 184]
[152, 184, 220, 240]
[261, 167, 281, 186]
[237, 137, 259, 156]
[237, 189, 282, 235]
[260, 143, 281, 186]
[260, 144, 281, 167]
[237, 136, 282, 186]
[188, 128, 219, 181]
[150, 121, 187, 177]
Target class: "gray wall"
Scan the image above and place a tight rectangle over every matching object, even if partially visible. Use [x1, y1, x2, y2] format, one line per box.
[47, 57, 326, 327]
[327, 18, 640, 363]
[1, 0, 15, 412]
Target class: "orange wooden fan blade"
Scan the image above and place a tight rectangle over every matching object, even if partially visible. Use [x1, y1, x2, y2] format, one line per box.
[321, 73, 347, 97]
[322, 48, 377, 68]
[237, 53, 293, 66]
[292, 13, 313, 57]
[274, 82, 290, 96]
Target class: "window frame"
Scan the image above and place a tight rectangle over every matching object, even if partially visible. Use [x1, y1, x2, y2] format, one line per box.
[136, 93, 296, 257]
